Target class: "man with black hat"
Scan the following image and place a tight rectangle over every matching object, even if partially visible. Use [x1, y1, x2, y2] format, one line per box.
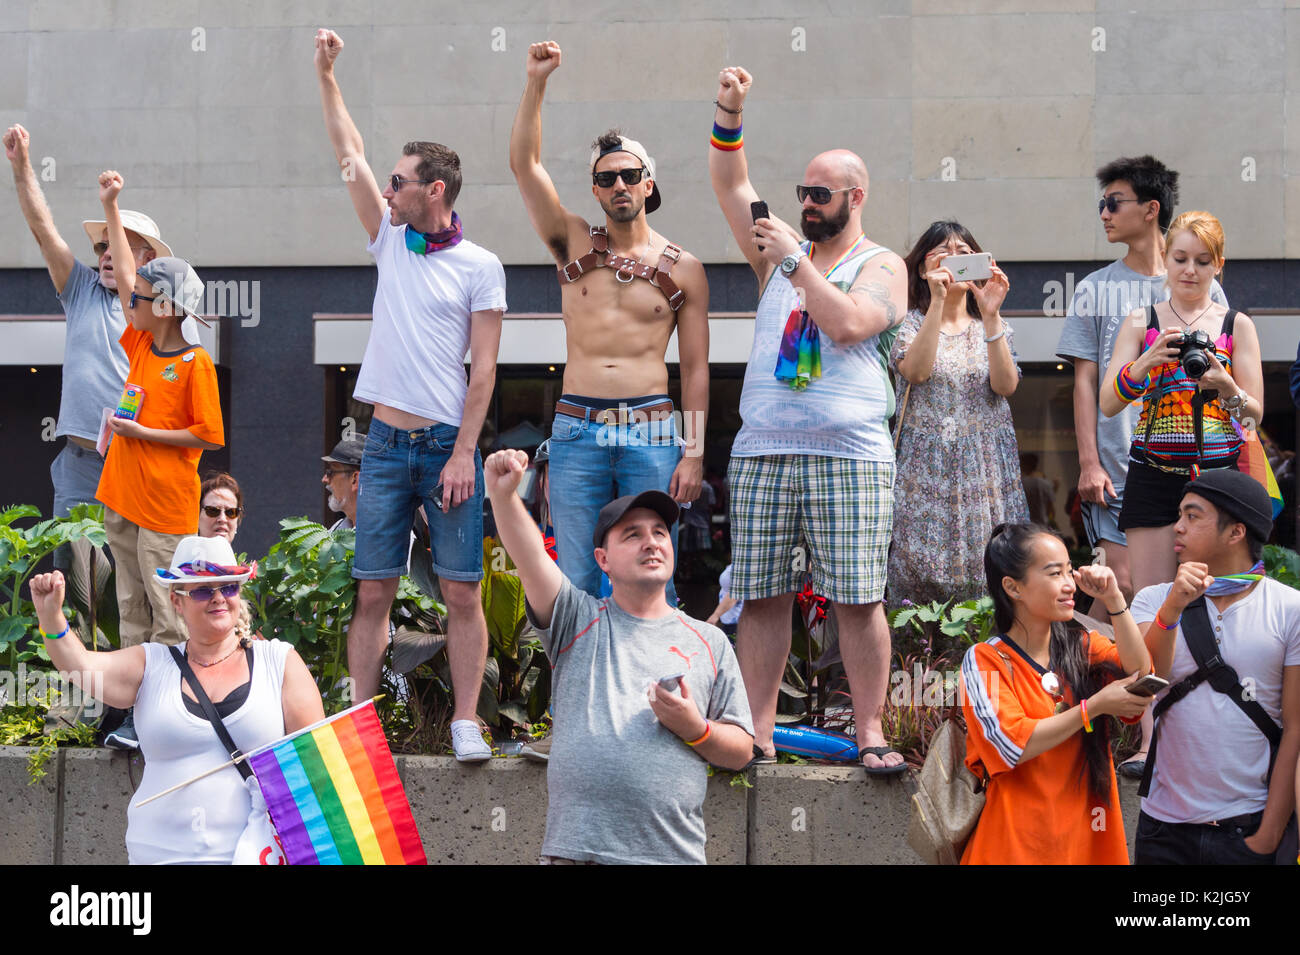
[509, 41, 711, 607]
[484, 448, 753, 864]
[322, 432, 364, 532]
[1131, 469, 1300, 864]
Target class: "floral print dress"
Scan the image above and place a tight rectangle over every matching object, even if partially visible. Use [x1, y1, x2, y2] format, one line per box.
[888, 310, 1030, 606]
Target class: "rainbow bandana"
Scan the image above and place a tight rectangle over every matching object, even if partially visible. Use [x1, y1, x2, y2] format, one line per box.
[773, 236, 868, 390]
[155, 560, 252, 581]
[1206, 560, 1266, 596]
[404, 212, 463, 254]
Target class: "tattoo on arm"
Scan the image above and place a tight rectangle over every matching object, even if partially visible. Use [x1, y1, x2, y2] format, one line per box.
[853, 281, 900, 327]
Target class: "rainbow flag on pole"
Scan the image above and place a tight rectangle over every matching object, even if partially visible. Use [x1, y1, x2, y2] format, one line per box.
[247, 700, 427, 865]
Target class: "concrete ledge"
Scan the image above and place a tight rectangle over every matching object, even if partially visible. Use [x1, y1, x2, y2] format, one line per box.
[0, 748, 1144, 864]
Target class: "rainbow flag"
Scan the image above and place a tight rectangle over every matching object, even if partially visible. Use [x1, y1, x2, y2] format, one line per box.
[1233, 423, 1284, 519]
[247, 700, 427, 865]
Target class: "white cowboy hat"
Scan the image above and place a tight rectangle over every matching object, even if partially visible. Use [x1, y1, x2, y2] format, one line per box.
[153, 536, 253, 589]
[81, 209, 173, 258]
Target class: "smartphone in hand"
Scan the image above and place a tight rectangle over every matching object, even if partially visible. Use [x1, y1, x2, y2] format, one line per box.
[750, 200, 769, 252]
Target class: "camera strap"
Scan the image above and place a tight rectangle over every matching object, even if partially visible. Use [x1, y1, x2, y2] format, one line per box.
[1138, 594, 1281, 797]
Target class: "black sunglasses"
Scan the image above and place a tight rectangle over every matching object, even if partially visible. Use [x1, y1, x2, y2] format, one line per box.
[202, 505, 242, 519]
[796, 185, 855, 205]
[182, 582, 242, 602]
[1098, 195, 1142, 214]
[129, 292, 158, 309]
[592, 167, 647, 188]
[390, 174, 435, 192]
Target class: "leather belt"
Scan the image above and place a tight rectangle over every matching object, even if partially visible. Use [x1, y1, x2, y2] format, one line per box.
[554, 400, 675, 426]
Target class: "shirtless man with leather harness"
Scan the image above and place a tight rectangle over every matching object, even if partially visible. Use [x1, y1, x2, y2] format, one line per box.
[510, 41, 709, 601]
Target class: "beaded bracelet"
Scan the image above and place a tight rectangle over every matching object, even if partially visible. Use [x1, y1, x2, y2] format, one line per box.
[685, 721, 712, 747]
[713, 99, 742, 116]
[710, 121, 742, 151]
[42, 625, 69, 640]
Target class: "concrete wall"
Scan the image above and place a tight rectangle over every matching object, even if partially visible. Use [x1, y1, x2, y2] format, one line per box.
[0, 746, 1142, 865]
[1, 1, 1296, 268]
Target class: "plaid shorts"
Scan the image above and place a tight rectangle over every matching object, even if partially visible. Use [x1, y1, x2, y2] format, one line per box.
[727, 455, 894, 604]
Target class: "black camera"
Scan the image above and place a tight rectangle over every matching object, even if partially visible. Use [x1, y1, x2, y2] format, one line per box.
[1175, 330, 1215, 380]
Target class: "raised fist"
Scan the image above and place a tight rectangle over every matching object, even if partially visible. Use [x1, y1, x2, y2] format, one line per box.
[4, 124, 30, 165]
[717, 66, 752, 112]
[98, 169, 124, 204]
[527, 41, 562, 79]
[484, 449, 529, 497]
[314, 28, 344, 73]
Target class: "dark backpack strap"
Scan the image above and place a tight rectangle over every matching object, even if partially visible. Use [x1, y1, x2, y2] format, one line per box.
[1139, 597, 1282, 797]
[168, 644, 254, 780]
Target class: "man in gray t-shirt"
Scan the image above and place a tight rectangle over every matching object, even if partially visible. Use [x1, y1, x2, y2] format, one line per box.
[5, 125, 171, 551]
[1055, 156, 1225, 602]
[486, 449, 754, 864]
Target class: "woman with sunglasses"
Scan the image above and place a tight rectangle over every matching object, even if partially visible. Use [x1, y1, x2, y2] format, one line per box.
[28, 536, 324, 864]
[888, 220, 1029, 605]
[960, 523, 1154, 864]
[198, 472, 243, 544]
[1099, 211, 1264, 596]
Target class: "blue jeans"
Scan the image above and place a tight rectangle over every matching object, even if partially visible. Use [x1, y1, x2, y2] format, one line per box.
[353, 418, 484, 582]
[547, 399, 681, 603]
[50, 441, 106, 571]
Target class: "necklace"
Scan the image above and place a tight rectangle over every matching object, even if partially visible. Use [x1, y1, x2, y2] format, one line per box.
[1169, 300, 1212, 328]
[187, 638, 247, 668]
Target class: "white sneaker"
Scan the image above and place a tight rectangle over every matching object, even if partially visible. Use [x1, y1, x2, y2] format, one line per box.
[450, 720, 492, 762]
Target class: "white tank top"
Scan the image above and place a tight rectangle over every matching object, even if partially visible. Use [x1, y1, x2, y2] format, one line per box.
[126, 639, 290, 865]
[732, 242, 898, 461]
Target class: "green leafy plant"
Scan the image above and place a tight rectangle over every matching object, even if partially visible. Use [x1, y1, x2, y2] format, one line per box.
[888, 595, 996, 661]
[0, 685, 97, 782]
[1264, 545, 1300, 591]
[0, 504, 108, 669]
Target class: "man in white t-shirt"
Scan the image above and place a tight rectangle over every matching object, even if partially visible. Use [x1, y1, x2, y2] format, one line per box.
[1132, 469, 1300, 864]
[314, 29, 506, 761]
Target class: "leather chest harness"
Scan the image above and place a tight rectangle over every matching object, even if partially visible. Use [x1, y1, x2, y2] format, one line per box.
[556, 226, 686, 312]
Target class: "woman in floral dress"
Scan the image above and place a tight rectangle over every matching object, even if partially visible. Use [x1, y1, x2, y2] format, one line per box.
[888, 220, 1029, 605]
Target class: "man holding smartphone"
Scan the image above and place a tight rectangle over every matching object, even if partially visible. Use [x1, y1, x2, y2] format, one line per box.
[314, 29, 506, 760]
[509, 41, 711, 605]
[1132, 470, 1300, 864]
[484, 449, 753, 864]
[708, 66, 909, 773]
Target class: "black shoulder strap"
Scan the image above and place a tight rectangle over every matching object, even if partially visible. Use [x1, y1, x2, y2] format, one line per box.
[1139, 596, 1282, 797]
[1222, 308, 1237, 337]
[168, 644, 254, 780]
[1146, 304, 1160, 332]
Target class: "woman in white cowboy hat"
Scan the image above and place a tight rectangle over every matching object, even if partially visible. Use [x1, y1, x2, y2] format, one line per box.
[29, 535, 324, 864]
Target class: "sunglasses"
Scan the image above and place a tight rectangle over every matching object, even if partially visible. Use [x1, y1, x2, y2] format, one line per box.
[323, 467, 355, 478]
[202, 505, 242, 519]
[796, 185, 855, 205]
[592, 167, 647, 188]
[390, 174, 435, 192]
[1098, 195, 1142, 214]
[94, 242, 151, 257]
[182, 582, 242, 602]
[129, 292, 158, 309]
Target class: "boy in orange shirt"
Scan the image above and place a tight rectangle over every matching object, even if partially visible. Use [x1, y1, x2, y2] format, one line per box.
[94, 169, 223, 653]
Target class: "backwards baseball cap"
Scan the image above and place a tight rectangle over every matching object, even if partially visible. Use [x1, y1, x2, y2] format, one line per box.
[1182, 469, 1273, 542]
[589, 135, 662, 214]
[136, 257, 210, 346]
[81, 210, 172, 257]
[323, 433, 367, 468]
[592, 490, 679, 548]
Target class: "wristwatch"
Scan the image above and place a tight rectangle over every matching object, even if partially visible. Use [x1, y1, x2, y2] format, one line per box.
[780, 249, 806, 277]
[1220, 389, 1248, 419]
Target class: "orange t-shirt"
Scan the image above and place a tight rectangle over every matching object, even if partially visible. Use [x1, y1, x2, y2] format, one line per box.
[96, 326, 224, 534]
[959, 632, 1129, 865]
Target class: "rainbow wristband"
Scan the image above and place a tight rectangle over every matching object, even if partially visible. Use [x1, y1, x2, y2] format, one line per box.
[1153, 610, 1179, 631]
[1081, 698, 1093, 733]
[710, 122, 742, 151]
[42, 625, 69, 640]
[1113, 361, 1150, 403]
[685, 721, 712, 747]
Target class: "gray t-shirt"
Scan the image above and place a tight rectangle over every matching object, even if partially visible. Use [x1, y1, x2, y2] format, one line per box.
[1055, 260, 1226, 493]
[55, 260, 130, 442]
[527, 576, 754, 864]
[1133, 578, 1300, 823]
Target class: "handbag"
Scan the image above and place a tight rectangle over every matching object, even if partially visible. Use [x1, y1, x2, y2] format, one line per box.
[168, 644, 287, 866]
[907, 712, 987, 865]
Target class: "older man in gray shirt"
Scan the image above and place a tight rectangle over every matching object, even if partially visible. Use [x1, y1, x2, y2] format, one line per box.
[5, 125, 171, 554]
[485, 448, 753, 864]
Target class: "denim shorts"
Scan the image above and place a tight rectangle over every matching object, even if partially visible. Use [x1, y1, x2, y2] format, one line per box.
[353, 418, 484, 582]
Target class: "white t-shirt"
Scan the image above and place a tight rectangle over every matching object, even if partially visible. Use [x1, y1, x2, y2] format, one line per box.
[354, 218, 507, 425]
[1132, 577, 1300, 823]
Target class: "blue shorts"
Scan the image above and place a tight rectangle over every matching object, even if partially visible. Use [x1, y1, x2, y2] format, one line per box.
[1081, 496, 1126, 547]
[353, 418, 484, 582]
